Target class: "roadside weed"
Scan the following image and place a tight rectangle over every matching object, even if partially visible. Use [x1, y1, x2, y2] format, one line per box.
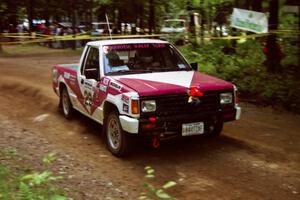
[0, 151, 67, 200]
[42, 152, 57, 165]
[3, 147, 18, 156]
[139, 166, 177, 200]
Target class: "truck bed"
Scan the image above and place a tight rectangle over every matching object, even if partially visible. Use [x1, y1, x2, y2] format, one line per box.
[58, 63, 79, 70]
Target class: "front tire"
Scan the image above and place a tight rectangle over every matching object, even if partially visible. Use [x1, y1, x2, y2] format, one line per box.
[60, 86, 74, 119]
[105, 111, 131, 157]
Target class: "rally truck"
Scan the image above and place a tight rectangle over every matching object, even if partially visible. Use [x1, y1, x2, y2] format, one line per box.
[52, 38, 241, 157]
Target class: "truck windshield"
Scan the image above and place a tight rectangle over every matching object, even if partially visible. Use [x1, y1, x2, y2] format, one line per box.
[103, 43, 191, 75]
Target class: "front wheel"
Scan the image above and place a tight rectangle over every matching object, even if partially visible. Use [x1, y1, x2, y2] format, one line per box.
[105, 111, 132, 157]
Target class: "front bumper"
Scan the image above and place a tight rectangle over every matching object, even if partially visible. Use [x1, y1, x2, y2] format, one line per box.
[235, 104, 241, 120]
[119, 105, 241, 135]
[119, 115, 139, 134]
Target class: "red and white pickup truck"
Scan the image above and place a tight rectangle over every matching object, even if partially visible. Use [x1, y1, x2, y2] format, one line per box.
[52, 39, 241, 156]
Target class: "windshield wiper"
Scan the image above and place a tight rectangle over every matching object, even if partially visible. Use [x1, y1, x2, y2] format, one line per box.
[106, 69, 153, 75]
[151, 67, 192, 72]
[176, 68, 193, 71]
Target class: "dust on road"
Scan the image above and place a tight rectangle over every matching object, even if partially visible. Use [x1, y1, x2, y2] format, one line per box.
[0, 45, 299, 200]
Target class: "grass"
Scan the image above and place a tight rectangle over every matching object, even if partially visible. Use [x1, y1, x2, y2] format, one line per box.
[0, 44, 83, 57]
[0, 148, 67, 200]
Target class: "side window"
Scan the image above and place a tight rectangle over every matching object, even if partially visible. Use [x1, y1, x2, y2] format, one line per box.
[80, 47, 89, 75]
[83, 47, 100, 80]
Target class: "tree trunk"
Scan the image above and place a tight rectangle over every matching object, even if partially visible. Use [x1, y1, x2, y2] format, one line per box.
[234, 0, 252, 9]
[139, 5, 144, 33]
[7, 1, 18, 29]
[0, 22, 3, 54]
[252, 0, 262, 12]
[71, 0, 76, 50]
[200, 14, 204, 44]
[298, 4, 300, 69]
[266, 0, 280, 73]
[148, 0, 155, 34]
[26, 0, 34, 33]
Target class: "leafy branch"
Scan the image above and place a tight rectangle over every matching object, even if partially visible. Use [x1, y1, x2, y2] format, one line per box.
[139, 166, 177, 200]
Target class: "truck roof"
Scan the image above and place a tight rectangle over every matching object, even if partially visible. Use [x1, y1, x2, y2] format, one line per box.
[87, 38, 169, 47]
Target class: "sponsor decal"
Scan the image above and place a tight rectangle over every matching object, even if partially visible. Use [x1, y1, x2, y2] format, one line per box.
[84, 81, 93, 90]
[178, 64, 186, 69]
[104, 43, 168, 51]
[84, 90, 93, 106]
[152, 43, 166, 48]
[64, 72, 70, 79]
[133, 44, 149, 49]
[121, 94, 129, 103]
[102, 78, 110, 85]
[69, 75, 77, 85]
[109, 81, 122, 91]
[69, 74, 76, 80]
[100, 84, 107, 92]
[123, 103, 129, 113]
[106, 44, 131, 50]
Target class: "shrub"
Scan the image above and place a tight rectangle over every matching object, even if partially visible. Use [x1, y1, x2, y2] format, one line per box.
[139, 166, 177, 200]
[0, 150, 67, 200]
[179, 38, 300, 112]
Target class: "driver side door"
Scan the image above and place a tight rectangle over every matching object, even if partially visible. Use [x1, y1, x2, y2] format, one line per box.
[78, 46, 100, 115]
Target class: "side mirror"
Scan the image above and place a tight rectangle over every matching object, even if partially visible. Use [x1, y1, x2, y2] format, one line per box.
[190, 62, 198, 71]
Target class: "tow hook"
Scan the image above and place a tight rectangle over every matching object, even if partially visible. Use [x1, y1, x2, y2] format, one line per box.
[152, 136, 160, 148]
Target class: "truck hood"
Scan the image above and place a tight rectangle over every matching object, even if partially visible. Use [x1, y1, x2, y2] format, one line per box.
[113, 71, 233, 96]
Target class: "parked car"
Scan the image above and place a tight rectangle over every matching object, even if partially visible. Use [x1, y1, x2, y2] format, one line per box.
[91, 22, 113, 36]
[160, 19, 188, 44]
[160, 19, 187, 34]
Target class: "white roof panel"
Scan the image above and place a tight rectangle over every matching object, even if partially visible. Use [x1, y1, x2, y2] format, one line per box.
[87, 38, 169, 47]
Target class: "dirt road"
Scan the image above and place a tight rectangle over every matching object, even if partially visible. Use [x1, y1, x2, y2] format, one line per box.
[0, 45, 299, 200]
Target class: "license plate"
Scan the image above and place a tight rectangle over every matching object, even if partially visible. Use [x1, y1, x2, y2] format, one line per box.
[182, 122, 204, 136]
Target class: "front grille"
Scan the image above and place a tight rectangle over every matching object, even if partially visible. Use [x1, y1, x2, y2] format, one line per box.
[140, 91, 222, 118]
[158, 92, 219, 116]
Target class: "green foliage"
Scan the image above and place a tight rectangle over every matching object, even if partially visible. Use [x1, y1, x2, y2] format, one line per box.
[179, 38, 300, 112]
[139, 166, 177, 200]
[21, 170, 63, 186]
[0, 165, 12, 199]
[0, 151, 67, 200]
[3, 147, 18, 156]
[42, 152, 57, 165]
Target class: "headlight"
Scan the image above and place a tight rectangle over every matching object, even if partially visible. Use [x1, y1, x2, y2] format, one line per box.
[220, 93, 233, 104]
[52, 69, 58, 83]
[141, 100, 156, 112]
